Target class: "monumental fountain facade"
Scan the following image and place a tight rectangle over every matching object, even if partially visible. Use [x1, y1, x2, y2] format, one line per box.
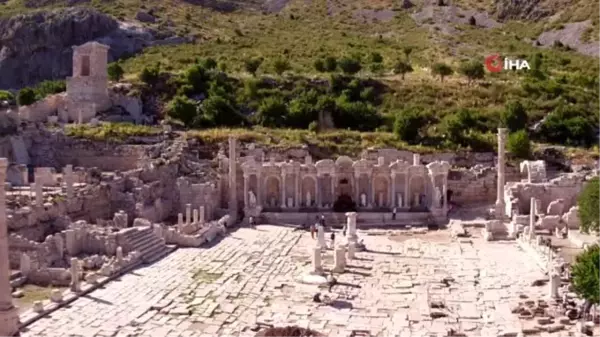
[219, 140, 451, 226]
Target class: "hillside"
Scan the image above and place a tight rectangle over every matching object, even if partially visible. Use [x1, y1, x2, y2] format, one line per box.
[0, 0, 598, 155]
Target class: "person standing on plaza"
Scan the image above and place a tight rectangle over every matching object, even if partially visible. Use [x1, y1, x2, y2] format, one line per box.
[392, 207, 397, 221]
[330, 231, 336, 249]
[310, 222, 316, 239]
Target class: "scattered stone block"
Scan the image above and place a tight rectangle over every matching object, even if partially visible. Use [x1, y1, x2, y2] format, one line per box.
[32, 301, 44, 313]
[50, 289, 63, 303]
[11, 290, 24, 298]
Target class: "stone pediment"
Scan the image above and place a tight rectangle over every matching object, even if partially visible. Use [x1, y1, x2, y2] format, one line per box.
[389, 160, 410, 174]
[426, 161, 450, 176]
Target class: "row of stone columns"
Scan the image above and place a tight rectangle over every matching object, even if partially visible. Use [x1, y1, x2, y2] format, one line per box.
[178, 204, 205, 226]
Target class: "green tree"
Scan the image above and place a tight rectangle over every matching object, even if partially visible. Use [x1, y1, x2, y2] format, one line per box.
[272, 57, 291, 76]
[571, 244, 599, 304]
[506, 130, 531, 159]
[200, 94, 243, 126]
[458, 60, 484, 85]
[184, 64, 211, 93]
[200, 57, 217, 70]
[338, 57, 362, 75]
[578, 177, 599, 234]
[256, 96, 288, 127]
[402, 46, 413, 61]
[17, 88, 36, 106]
[167, 95, 197, 126]
[501, 101, 528, 132]
[393, 60, 413, 80]
[432, 62, 453, 82]
[393, 107, 428, 144]
[107, 62, 124, 82]
[0, 90, 14, 102]
[244, 58, 263, 76]
[35, 80, 66, 98]
[324, 56, 338, 72]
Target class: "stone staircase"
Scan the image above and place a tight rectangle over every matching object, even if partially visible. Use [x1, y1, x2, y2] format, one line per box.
[121, 227, 176, 264]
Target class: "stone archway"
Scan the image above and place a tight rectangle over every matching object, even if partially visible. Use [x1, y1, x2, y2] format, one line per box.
[334, 178, 356, 212]
[302, 176, 317, 207]
[408, 175, 427, 209]
[265, 176, 281, 207]
[373, 176, 390, 208]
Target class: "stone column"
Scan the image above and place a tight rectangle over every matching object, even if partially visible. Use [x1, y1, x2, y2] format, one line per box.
[0, 157, 19, 337]
[316, 175, 322, 208]
[549, 273, 560, 299]
[354, 174, 361, 207]
[311, 247, 324, 275]
[193, 209, 199, 224]
[199, 206, 205, 223]
[228, 137, 238, 220]
[177, 213, 184, 227]
[116, 247, 124, 265]
[404, 175, 409, 207]
[281, 173, 287, 208]
[294, 173, 300, 208]
[390, 173, 398, 208]
[346, 212, 358, 241]
[34, 182, 43, 206]
[70, 258, 81, 292]
[185, 204, 191, 225]
[64, 164, 74, 200]
[77, 109, 83, 124]
[333, 246, 346, 273]
[330, 174, 335, 207]
[442, 175, 448, 215]
[316, 225, 326, 249]
[369, 174, 374, 208]
[19, 165, 28, 186]
[243, 175, 249, 207]
[495, 128, 507, 220]
[529, 197, 536, 236]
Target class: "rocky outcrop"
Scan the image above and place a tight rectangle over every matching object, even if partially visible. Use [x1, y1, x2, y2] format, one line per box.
[0, 7, 191, 90]
[493, 0, 551, 21]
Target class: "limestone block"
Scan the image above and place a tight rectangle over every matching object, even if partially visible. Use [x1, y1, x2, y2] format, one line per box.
[33, 301, 44, 313]
[50, 289, 63, 303]
[133, 218, 151, 227]
[538, 215, 561, 231]
[562, 206, 581, 229]
[20, 253, 31, 277]
[547, 199, 565, 216]
[85, 272, 99, 284]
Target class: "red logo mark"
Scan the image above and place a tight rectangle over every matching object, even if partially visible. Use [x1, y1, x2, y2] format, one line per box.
[485, 54, 503, 73]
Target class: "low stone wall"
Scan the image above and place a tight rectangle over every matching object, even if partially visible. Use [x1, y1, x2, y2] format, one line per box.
[162, 216, 228, 247]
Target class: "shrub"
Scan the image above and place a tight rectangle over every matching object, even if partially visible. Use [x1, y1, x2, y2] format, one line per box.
[578, 177, 599, 234]
[501, 101, 528, 132]
[369, 63, 384, 75]
[338, 57, 362, 75]
[201, 58, 218, 70]
[35, 80, 66, 99]
[140, 63, 161, 85]
[468, 16, 476, 25]
[272, 57, 291, 76]
[287, 89, 319, 128]
[314, 59, 326, 72]
[107, 62, 125, 82]
[308, 121, 319, 132]
[432, 62, 453, 82]
[324, 56, 338, 72]
[256, 96, 288, 127]
[167, 95, 197, 126]
[244, 58, 263, 76]
[0, 90, 13, 102]
[458, 60, 484, 85]
[17, 88, 36, 106]
[571, 244, 599, 304]
[333, 96, 380, 131]
[370, 52, 383, 63]
[200, 94, 243, 126]
[442, 109, 487, 145]
[537, 104, 597, 147]
[393, 107, 429, 144]
[402, 46, 413, 61]
[184, 64, 211, 94]
[507, 130, 531, 159]
[393, 60, 413, 80]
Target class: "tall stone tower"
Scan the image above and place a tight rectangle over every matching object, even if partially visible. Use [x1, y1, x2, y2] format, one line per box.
[65, 42, 111, 123]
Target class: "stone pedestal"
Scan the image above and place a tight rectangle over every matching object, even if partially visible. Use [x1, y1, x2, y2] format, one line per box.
[333, 246, 346, 273]
[347, 242, 356, 259]
[193, 209, 199, 224]
[50, 289, 63, 303]
[64, 164, 74, 200]
[549, 273, 560, 299]
[199, 206, 205, 223]
[311, 247, 324, 275]
[316, 225, 326, 249]
[70, 258, 81, 292]
[177, 213, 184, 227]
[345, 212, 358, 242]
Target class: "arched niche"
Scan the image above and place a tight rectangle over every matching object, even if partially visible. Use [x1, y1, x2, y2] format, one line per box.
[265, 176, 281, 207]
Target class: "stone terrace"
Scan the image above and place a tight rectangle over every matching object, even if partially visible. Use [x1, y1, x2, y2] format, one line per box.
[20, 225, 568, 337]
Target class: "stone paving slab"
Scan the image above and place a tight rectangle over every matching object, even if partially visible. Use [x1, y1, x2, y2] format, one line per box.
[19, 226, 581, 337]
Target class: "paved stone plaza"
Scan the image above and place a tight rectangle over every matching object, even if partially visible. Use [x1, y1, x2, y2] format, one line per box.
[20, 225, 564, 337]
